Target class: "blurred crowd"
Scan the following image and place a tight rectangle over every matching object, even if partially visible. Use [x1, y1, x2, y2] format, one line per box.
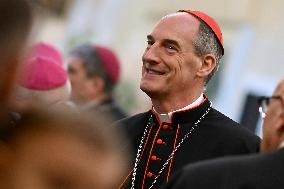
[0, 0, 128, 188]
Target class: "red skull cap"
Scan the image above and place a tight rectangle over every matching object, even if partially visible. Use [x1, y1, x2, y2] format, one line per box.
[178, 10, 224, 55]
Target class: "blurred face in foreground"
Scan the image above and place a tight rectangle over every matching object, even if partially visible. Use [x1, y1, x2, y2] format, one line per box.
[261, 79, 284, 152]
[10, 130, 122, 189]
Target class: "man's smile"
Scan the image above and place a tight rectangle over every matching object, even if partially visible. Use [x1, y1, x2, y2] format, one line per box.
[146, 67, 165, 75]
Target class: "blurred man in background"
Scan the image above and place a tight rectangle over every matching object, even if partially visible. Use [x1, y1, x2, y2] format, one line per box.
[68, 43, 128, 122]
[163, 78, 284, 189]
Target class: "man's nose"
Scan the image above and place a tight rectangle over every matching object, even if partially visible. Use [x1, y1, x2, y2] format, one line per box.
[142, 44, 161, 64]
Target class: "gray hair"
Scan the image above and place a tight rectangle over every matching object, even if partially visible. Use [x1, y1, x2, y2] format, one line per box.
[70, 44, 114, 94]
[192, 19, 223, 85]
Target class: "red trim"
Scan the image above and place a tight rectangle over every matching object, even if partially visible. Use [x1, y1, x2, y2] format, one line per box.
[141, 124, 162, 189]
[119, 122, 154, 189]
[166, 124, 180, 182]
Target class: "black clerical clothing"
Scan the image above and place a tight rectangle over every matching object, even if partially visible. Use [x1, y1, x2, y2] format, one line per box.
[163, 148, 284, 189]
[117, 97, 260, 189]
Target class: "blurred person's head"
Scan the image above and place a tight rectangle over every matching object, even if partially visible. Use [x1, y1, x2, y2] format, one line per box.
[140, 10, 223, 112]
[67, 44, 121, 106]
[0, 1, 32, 168]
[13, 42, 70, 111]
[0, 107, 128, 189]
[261, 79, 284, 152]
[26, 42, 65, 67]
[0, 0, 32, 107]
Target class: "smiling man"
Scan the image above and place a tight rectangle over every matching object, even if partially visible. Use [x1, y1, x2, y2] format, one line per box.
[117, 10, 260, 189]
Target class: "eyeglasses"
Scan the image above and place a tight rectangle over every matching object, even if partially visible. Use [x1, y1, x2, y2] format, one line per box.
[257, 96, 283, 118]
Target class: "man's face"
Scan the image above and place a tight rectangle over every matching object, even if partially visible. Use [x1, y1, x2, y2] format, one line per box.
[10, 131, 120, 189]
[67, 57, 93, 104]
[140, 13, 203, 100]
[261, 80, 284, 152]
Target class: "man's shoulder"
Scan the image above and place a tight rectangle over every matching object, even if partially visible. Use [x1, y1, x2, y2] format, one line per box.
[163, 153, 265, 189]
[208, 108, 257, 136]
[114, 111, 152, 152]
[204, 108, 261, 152]
[208, 108, 239, 126]
[103, 99, 128, 118]
[171, 148, 284, 189]
[114, 111, 151, 131]
[185, 152, 261, 174]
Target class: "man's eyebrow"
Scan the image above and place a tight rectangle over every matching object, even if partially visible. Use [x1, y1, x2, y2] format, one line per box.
[147, 35, 154, 41]
[146, 35, 181, 50]
[162, 39, 181, 49]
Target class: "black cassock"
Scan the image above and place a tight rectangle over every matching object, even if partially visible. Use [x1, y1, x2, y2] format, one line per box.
[117, 96, 260, 189]
[163, 147, 284, 189]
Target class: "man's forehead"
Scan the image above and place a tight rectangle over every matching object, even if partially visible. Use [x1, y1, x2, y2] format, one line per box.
[150, 12, 200, 43]
[161, 12, 199, 22]
[156, 12, 200, 32]
[68, 56, 84, 67]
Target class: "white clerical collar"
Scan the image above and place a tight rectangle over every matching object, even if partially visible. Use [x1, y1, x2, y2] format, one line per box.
[153, 93, 205, 123]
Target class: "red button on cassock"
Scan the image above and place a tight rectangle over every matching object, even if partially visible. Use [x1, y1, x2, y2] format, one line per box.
[163, 124, 169, 130]
[157, 139, 163, 144]
[147, 172, 154, 178]
[151, 155, 157, 161]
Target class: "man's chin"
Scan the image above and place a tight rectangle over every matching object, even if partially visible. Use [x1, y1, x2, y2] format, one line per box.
[140, 85, 161, 99]
[140, 85, 151, 94]
[260, 141, 278, 153]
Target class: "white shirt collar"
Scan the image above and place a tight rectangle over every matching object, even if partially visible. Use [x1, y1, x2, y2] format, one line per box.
[153, 93, 204, 123]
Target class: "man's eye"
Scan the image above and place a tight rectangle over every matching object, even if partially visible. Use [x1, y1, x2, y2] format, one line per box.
[147, 40, 154, 46]
[67, 67, 74, 74]
[165, 44, 177, 52]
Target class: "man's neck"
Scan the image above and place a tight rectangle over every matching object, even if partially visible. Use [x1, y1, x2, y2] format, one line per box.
[152, 91, 204, 114]
[152, 94, 204, 123]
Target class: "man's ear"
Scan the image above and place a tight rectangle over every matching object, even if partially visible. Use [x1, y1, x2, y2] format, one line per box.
[196, 54, 217, 78]
[91, 76, 105, 94]
[276, 111, 284, 132]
